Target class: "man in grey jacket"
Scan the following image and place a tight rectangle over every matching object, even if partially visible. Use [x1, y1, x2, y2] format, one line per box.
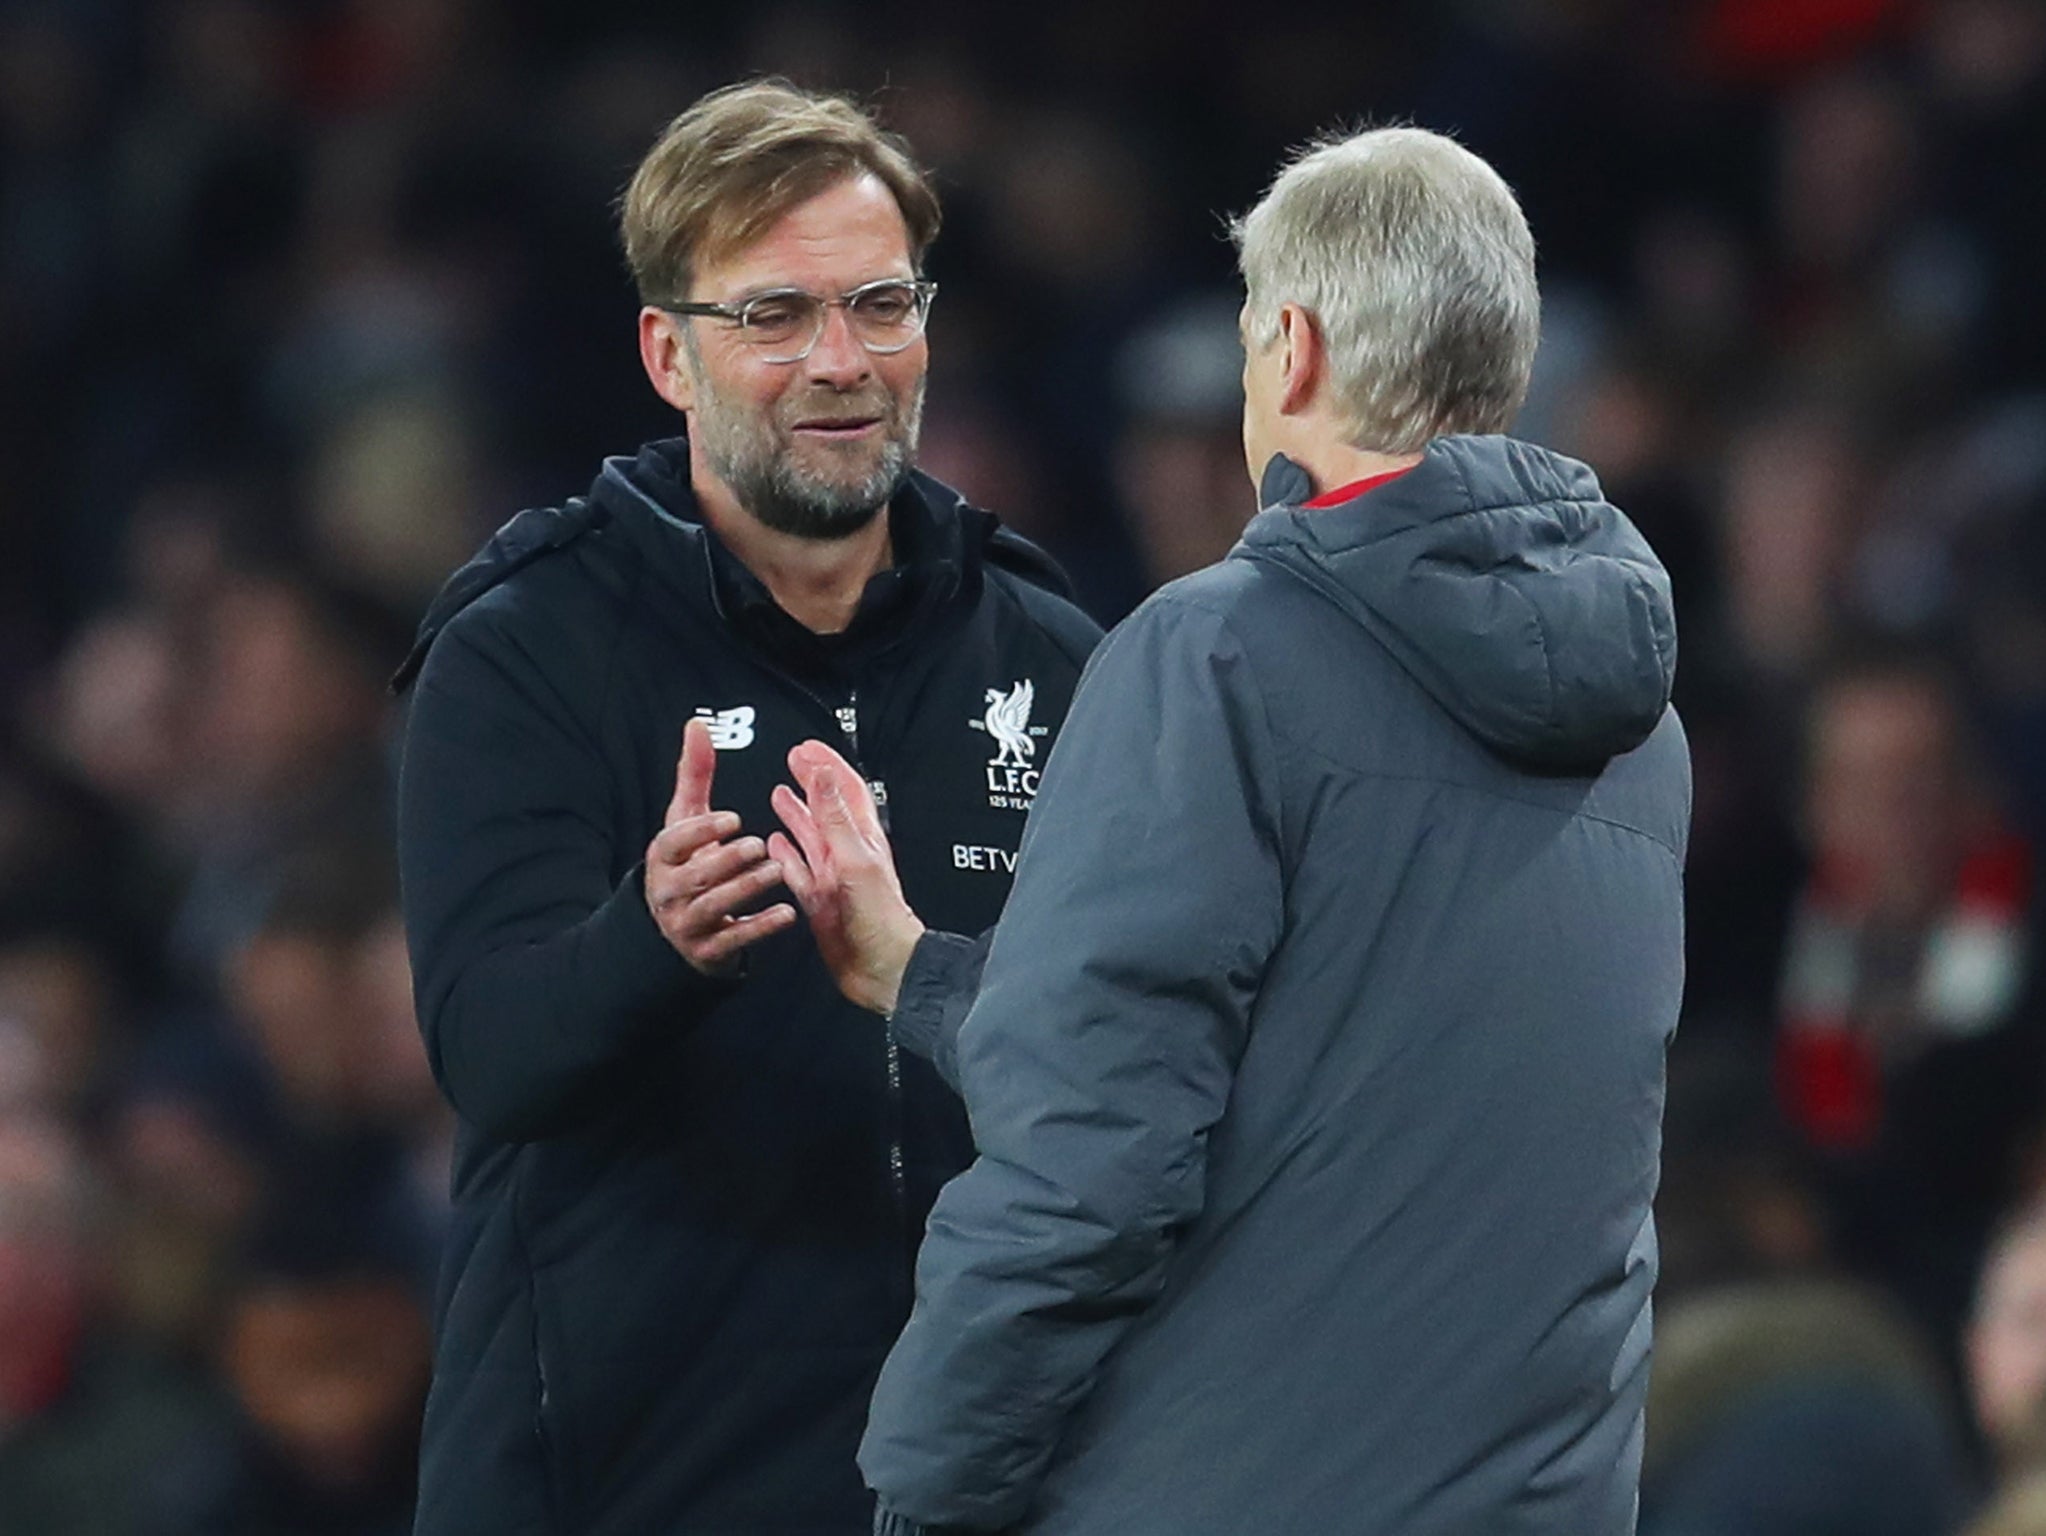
[770, 126, 1690, 1536]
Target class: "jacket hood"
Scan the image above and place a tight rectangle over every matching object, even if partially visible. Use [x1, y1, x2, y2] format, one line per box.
[1238, 435, 1676, 769]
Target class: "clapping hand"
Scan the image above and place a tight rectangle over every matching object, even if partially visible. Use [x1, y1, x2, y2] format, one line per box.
[644, 717, 796, 975]
[768, 741, 925, 1014]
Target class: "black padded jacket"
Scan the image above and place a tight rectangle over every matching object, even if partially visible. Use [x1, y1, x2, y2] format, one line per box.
[394, 438, 1101, 1536]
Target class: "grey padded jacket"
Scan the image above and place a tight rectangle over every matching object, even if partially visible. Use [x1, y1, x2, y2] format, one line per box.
[865, 435, 1692, 1536]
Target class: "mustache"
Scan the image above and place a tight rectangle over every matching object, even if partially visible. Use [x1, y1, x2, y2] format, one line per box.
[776, 390, 901, 428]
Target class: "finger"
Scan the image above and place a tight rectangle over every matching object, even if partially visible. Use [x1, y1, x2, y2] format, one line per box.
[789, 744, 883, 848]
[788, 741, 871, 829]
[787, 739, 855, 782]
[787, 741, 841, 799]
[648, 839, 768, 914]
[770, 783, 833, 879]
[790, 755, 859, 845]
[765, 830, 818, 908]
[648, 810, 742, 866]
[671, 835, 771, 897]
[849, 766, 889, 845]
[695, 904, 798, 965]
[667, 716, 718, 824]
[823, 757, 889, 847]
[681, 859, 790, 929]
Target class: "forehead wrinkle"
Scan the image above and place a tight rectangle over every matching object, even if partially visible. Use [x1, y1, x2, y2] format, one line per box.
[694, 177, 913, 302]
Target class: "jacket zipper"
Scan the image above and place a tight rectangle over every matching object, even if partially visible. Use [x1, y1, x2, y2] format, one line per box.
[833, 691, 911, 1238]
[770, 678, 910, 1264]
[532, 1285, 574, 1524]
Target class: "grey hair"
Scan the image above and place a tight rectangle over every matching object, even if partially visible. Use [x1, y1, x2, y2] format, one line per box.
[1229, 126, 1540, 454]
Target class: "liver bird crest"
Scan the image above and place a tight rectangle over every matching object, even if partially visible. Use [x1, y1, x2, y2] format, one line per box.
[981, 681, 1036, 767]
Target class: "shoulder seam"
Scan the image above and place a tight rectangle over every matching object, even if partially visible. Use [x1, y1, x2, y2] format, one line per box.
[987, 569, 1098, 672]
[1283, 738, 1686, 865]
[1131, 588, 1290, 867]
[1214, 601, 1290, 873]
[1147, 571, 1682, 862]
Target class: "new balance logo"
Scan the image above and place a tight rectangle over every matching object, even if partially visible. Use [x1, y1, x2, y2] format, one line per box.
[694, 706, 756, 751]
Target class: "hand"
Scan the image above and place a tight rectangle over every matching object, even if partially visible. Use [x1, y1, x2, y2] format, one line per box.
[768, 741, 925, 1015]
[645, 717, 795, 976]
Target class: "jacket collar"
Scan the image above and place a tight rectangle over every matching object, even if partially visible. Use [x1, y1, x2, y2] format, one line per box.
[591, 436, 981, 680]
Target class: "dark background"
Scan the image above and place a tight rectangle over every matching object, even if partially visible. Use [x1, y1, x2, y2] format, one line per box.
[3, 1, 2045, 1532]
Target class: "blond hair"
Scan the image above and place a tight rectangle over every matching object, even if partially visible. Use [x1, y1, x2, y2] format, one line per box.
[620, 79, 940, 306]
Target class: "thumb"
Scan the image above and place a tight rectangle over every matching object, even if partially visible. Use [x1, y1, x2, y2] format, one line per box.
[668, 716, 717, 823]
[789, 745, 848, 818]
[766, 831, 817, 907]
[829, 759, 888, 845]
[816, 768, 856, 827]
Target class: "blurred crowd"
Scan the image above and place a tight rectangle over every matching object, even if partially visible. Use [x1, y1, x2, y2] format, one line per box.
[1, 0, 2044, 1532]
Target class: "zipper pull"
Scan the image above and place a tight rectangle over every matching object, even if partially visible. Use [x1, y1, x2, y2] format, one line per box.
[832, 690, 891, 832]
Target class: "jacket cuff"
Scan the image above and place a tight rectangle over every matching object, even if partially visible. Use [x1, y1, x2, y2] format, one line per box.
[874, 1506, 1002, 1536]
[579, 862, 732, 1027]
[888, 929, 987, 1090]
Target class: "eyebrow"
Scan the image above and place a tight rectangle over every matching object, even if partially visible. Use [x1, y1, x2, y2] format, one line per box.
[717, 274, 919, 305]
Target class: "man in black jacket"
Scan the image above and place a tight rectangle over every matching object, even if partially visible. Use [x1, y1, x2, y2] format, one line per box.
[774, 127, 1689, 1535]
[392, 81, 1100, 1535]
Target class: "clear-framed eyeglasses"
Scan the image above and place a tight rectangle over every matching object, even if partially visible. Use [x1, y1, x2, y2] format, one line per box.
[661, 278, 937, 365]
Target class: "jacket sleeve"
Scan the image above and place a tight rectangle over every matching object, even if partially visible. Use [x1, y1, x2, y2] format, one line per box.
[397, 607, 724, 1143]
[887, 929, 990, 1094]
[860, 595, 1286, 1531]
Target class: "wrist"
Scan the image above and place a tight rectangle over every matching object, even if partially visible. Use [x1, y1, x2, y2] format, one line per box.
[871, 915, 927, 1017]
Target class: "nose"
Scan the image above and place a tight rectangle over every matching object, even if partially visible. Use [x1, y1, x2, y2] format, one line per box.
[804, 303, 871, 389]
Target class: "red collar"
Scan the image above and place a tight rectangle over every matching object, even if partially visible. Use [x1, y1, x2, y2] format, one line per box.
[1301, 466, 1415, 508]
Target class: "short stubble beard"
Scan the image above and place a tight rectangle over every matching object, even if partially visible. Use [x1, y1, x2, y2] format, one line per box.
[689, 347, 926, 542]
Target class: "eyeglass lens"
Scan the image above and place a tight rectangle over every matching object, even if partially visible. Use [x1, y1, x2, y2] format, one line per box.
[743, 284, 927, 360]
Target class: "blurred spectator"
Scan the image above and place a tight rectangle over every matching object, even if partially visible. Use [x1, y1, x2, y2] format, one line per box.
[214, 831, 443, 1283]
[1718, 407, 1869, 683]
[1642, 1277, 1972, 1536]
[151, 1208, 430, 1536]
[1967, 1475, 2046, 1536]
[162, 564, 405, 993]
[1970, 1200, 2046, 1482]
[101, 826, 441, 1359]
[1658, 1038, 1833, 1303]
[1650, 1007, 1976, 1534]
[103, 1063, 267, 1362]
[0, 922, 130, 1124]
[1110, 293, 1253, 595]
[303, 393, 493, 619]
[1777, 651, 2042, 1338]
[1774, 68, 1919, 282]
[0, 2, 2039, 1529]
[42, 612, 187, 821]
[0, 1115, 222, 1535]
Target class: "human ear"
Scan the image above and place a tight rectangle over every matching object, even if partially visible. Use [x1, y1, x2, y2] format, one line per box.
[1276, 304, 1320, 416]
[638, 308, 696, 414]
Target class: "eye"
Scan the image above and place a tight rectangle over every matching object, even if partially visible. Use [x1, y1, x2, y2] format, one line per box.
[850, 285, 916, 326]
[739, 295, 814, 339]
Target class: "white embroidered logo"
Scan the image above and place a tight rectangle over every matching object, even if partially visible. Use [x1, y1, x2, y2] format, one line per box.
[980, 681, 1036, 766]
[694, 706, 756, 751]
[970, 681, 1050, 811]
